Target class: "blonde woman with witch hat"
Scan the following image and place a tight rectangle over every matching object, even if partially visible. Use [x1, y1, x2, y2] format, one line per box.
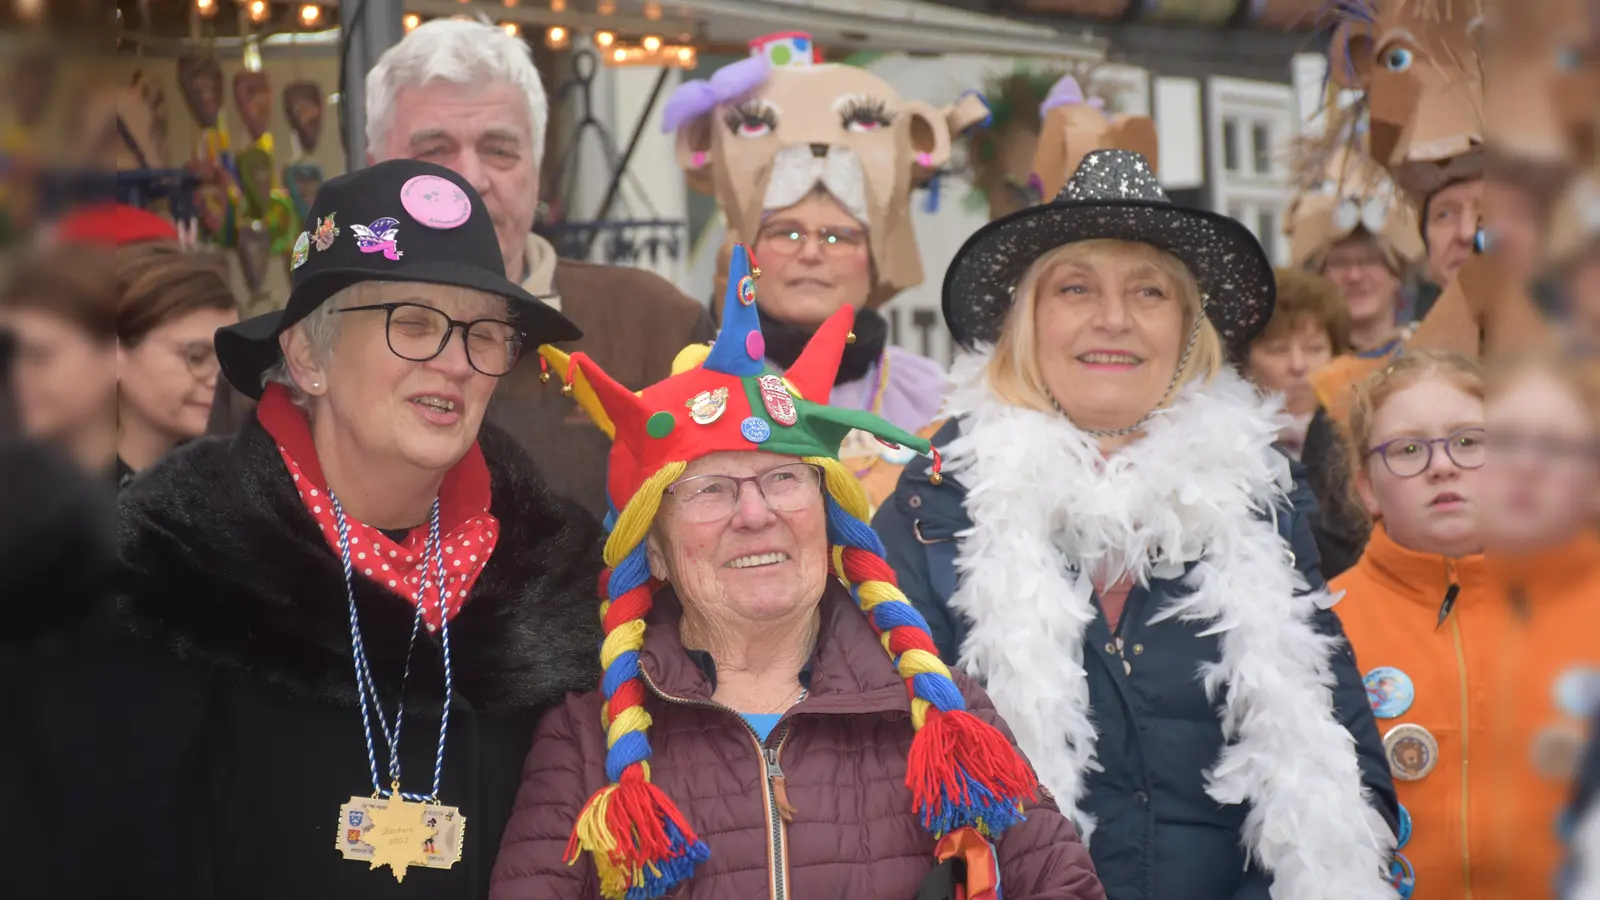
[874, 150, 1401, 900]
[491, 246, 1102, 900]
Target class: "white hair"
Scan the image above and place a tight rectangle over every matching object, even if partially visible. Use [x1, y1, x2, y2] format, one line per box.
[259, 283, 367, 409]
[365, 18, 548, 167]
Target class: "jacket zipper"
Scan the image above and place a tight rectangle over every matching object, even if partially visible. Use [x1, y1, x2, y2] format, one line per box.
[1444, 559, 1474, 899]
[639, 669, 794, 900]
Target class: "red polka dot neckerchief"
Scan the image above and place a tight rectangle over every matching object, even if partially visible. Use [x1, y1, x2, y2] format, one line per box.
[256, 384, 500, 631]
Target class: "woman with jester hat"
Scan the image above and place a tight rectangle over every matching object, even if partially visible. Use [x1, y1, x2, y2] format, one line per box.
[661, 33, 989, 515]
[873, 150, 1401, 900]
[493, 246, 1103, 900]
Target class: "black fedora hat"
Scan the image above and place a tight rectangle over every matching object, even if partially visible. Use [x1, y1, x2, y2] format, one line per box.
[942, 149, 1275, 355]
[216, 159, 582, 399]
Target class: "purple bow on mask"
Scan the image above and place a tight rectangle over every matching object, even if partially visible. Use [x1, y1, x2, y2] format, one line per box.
[1039, 75, 1105, 120]
[661, 56, 773, 133]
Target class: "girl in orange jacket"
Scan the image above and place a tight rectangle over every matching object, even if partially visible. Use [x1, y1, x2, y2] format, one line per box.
[1336, 351, 1600, 900]
[1332, 350, 1488, 900]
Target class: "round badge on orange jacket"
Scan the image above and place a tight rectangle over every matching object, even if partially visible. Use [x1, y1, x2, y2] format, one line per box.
[1384, 723, 1439, 782]
[1530, 721, 1585, 782]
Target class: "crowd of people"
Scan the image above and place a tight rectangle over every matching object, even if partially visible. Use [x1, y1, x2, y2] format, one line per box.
[2, 9, 1599, 900]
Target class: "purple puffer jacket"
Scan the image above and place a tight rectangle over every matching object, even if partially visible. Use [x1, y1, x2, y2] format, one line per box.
[490, 582, 1104, 900]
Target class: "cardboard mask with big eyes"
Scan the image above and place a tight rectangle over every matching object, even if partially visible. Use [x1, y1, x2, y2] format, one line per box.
[282, 80, 324, 153]
[1285, 142, 1423, 268]
[1030, 75, 1159, 201]
[177, 54, 225, 128]
[1328, 0, 1485, 199]
[233, 71, 273, 142]
[665, 32, 988, 308]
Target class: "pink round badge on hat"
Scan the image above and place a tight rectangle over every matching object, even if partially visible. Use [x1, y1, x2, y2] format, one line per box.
[400, 175, 472, 229]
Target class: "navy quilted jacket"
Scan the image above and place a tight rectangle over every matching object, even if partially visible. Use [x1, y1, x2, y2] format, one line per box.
[872, 418, 1399, 900]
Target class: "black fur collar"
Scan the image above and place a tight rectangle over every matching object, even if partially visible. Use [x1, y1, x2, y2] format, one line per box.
[117, 419, 604, 712]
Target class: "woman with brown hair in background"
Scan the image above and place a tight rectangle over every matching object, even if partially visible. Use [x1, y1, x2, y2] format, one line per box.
[0, 245, 118, 476]
[1238, 268, 1364, 577]
[115, 242, 239, 488]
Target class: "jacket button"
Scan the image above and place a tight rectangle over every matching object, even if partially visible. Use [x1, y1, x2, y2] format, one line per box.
[909, 494, 923, 509]
[1134, 791, 1149, 806]
[1104, 642, 1117, 655]
[1133, 644, 1144, 655]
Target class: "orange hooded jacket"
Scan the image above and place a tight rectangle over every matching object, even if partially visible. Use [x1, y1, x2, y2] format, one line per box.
[1334, 524, 1600, 899]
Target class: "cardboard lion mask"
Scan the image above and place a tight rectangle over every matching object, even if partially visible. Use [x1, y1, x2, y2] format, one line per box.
[663, 32, 988, 308]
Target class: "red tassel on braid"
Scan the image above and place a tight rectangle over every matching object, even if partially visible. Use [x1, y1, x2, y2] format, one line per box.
[834, 542, 1039, 838]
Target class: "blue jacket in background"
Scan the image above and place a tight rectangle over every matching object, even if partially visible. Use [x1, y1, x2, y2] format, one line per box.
[873, 418, 1400, 900]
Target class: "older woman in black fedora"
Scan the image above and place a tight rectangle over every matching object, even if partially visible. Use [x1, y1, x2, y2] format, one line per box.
[874, 150, 1401, 900]
[9, 160, 602, 900]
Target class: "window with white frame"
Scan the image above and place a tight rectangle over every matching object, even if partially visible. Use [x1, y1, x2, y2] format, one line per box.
[1206, 77, 1296, 266]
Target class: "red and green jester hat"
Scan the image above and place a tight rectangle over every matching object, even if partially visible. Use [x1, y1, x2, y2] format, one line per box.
[552, 243, 1042, 899]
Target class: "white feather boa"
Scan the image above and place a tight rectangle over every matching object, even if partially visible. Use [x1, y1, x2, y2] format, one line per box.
[940, 350, 1395, 900]
[1575, 802, 1600, 900]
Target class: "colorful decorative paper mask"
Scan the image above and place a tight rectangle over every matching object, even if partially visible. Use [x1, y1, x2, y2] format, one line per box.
[177, 54, 225, 129]
[232, 70, 273, 142]
[284, 161, 325, 221]
[282, 80, 324, 153]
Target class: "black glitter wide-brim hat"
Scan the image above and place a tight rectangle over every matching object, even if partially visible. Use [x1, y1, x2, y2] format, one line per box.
[216, 158, 582, 399]
[942, 149, 1275, 355]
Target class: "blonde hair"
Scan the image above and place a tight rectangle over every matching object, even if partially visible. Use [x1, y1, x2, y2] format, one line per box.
[1346, 350, 1485, 522]
[986, 239, 1224, 412]
[1485, 353, 1600, 429]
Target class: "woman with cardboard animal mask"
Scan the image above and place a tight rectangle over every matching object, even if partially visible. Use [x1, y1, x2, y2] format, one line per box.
[663, 32, 986, 514]
[874, 149, 1400, 900]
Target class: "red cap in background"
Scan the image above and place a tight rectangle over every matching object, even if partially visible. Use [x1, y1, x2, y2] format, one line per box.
[52, 203, 179, 247]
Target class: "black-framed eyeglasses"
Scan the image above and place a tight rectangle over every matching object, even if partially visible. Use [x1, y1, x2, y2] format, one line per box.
[755, 223, 867, 257]
[335, 303, 524, 377]
[664, 462, 825, 524]
[1367, 427, 1487, 478]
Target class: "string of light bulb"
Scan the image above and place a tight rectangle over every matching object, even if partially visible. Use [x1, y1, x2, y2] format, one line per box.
[186, 1, 699, 68]
[191, 0, 326, 27]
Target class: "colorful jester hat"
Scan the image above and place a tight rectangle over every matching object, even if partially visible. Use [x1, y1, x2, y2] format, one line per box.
[555, 244, 1040, 900]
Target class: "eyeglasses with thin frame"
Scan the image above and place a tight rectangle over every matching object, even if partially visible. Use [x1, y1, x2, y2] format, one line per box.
[664, 462, 826, 523]
[169, 339, 220, 380]
[1366, 427, 1487, 478]
[755, 223, 867, 258]
[334, 302, 524, 377]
